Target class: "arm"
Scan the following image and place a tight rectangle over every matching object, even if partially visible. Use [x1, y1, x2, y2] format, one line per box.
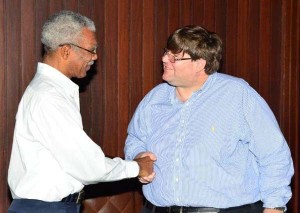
[263, 209, 285, 213]
[33, 94, 141, 184]
[124, 96, 157, 183]
[242, 86, 294, 209]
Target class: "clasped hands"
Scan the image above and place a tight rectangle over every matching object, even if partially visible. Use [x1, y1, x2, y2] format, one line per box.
[134, 152, 157, 184]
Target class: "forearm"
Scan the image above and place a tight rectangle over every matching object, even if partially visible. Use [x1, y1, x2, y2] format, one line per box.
[256, 143, 293, 210]
[124, 134, 147, 160]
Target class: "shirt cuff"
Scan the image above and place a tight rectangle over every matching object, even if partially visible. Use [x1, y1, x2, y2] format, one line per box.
[125, 160, 139, 178]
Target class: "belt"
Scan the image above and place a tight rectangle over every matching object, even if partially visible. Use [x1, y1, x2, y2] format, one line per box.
[61, 190, 85, 204]
[145, 201, 263, 213]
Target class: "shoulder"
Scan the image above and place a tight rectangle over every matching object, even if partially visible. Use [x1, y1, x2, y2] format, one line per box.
[215, 73, 268, 109]
[141, 83, 172, 103]
[22, 76, 66, 112]
[132, 83, 172, 112]
[214, 73, 257, 95]
[216, 73, 250, 88]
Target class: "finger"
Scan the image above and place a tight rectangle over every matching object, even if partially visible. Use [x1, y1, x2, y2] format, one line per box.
[149, 154, 157, 161]
[140, 172, 156, 182]
[138, 177, 149, 183]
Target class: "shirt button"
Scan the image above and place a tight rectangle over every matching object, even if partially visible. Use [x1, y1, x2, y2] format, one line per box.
[175, 178, 179, 182]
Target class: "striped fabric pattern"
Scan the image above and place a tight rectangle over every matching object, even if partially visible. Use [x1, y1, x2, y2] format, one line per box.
[125, 72, 293, 208]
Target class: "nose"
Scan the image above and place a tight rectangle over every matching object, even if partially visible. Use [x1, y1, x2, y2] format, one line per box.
[92, 53, 98, 60]
[162, 54, 169, 63]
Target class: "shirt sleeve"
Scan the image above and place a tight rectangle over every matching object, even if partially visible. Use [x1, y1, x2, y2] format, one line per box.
[124, 98, 149, 160]
[242, 85, 294, 208]
[32, 93, 139, 184]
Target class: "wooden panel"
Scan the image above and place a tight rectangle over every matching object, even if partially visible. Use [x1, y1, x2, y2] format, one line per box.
[236, 0, 249, 80]
[49, 0, 63, 14]
[62, 0, 78, 11]
[168, 0, 180, 38]
[90, 0, 105, 147]
[224, 0, 238, 76]
[142, 1, 155, 96]
[214, 0, 227, 53]
[5, 0, 21, 181]
[180, 0, 192, 26]
[191, 0, 204, 25]
[4, 1, 21, 211]
[153, 0, 167, 86]
[258, 0, 271, 102]
[118, 0, 130, 155]
[246, 0, 260, 89]
[280, 0, 300, 211]
[20, 0, 36, 92]
[0, 0, 7, 212]
[129, 0, 143, 115]
[35, 0, 48, 63]
[268, 0, 283, 117]
[103, 0, 119, 155]
[202, 0, 215, 31]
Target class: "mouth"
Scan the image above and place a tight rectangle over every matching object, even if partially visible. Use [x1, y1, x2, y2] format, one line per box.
[163, 66, 172, 71]
[86, 61, 94, 70]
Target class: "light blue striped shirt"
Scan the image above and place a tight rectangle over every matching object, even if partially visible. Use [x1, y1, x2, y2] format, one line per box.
[125, 72, 293, 208]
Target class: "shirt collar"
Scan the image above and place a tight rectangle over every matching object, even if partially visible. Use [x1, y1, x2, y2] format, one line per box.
[169, 72, 218, 104]
[37, 62, 79, 98]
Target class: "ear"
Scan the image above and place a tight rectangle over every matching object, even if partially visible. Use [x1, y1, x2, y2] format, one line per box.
[59, 45, 71, 60]
[195, 58, 206, 72]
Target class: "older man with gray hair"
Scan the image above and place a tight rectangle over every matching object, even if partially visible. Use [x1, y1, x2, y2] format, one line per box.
[8, 10, 154, 213]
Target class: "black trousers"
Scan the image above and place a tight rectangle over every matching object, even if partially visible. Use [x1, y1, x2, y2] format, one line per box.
[8, 199, 81, 213]
[142, 201, 264, 213]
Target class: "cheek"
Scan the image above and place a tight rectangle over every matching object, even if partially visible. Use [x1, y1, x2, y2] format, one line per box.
[175, 67, 192, 79]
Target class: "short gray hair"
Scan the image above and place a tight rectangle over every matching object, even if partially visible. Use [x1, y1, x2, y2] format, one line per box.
[41, 10, 96, 52]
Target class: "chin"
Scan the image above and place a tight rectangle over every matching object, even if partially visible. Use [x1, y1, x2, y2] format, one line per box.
[77, 73, 87, 79]
[162, 74, 170, 81]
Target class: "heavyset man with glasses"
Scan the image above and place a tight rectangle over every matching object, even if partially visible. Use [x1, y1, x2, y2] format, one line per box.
[125, 26, 294, 213]
[7, 10, 154, 213]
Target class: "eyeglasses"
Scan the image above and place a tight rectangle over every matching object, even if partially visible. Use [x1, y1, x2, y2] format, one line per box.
[59, 43, 97, 55]
[163, 48, 192, 63]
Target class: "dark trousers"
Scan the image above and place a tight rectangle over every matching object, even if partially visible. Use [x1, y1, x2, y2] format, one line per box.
[8, 199, 81, 213]
[142, 201, 264, 213]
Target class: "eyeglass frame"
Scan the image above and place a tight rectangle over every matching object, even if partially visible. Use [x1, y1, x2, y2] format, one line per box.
[59, 43, 97, 55]
[163, 48, 192, 63]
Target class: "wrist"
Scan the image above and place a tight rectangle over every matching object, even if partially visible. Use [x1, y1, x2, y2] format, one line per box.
[265, 207, 286, 212]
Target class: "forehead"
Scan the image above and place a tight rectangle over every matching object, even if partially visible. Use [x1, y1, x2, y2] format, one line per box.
[172, 51, 189, 57]
[80, 27, 97, 45]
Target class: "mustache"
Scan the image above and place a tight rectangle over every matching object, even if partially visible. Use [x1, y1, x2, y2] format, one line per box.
[87, 61, 94, 66]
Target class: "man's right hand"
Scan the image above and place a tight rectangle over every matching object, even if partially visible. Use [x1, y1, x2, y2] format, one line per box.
[134, 152, 157, 183]
[135, 156, 154, 177]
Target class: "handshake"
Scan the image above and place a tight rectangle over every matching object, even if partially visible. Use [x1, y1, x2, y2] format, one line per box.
[134, 152, 156, 183]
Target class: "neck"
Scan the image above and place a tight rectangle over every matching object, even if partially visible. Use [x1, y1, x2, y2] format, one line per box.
[43, 54, 70, 78]
[176, 74, 209, 102]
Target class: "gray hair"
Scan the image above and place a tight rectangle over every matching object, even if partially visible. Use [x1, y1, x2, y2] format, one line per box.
[41, 10, 96, 52]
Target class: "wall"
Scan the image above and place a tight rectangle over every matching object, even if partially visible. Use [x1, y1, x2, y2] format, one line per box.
[0, 0, 299, 212]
